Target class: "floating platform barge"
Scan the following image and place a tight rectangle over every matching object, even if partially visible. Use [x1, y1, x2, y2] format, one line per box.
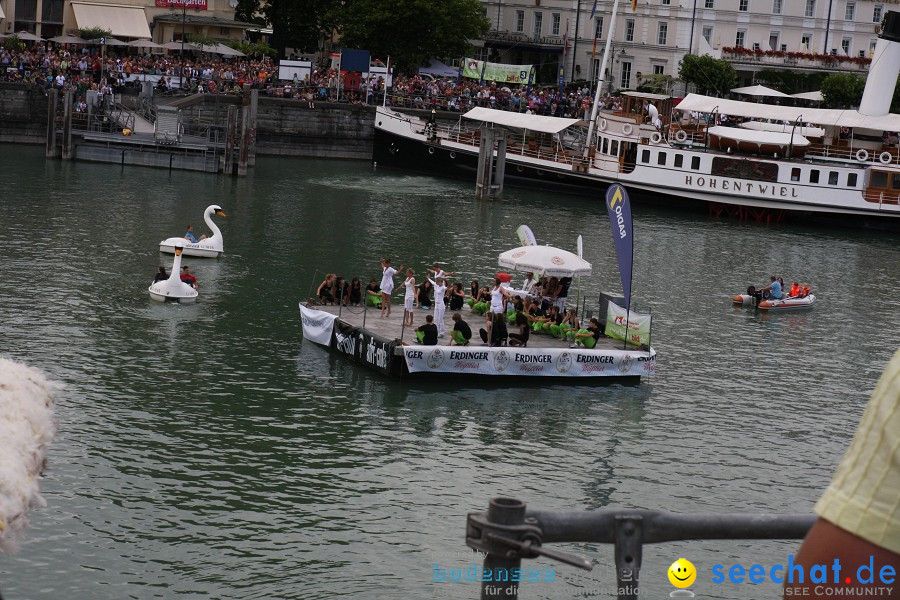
[299, 303, 656, 380]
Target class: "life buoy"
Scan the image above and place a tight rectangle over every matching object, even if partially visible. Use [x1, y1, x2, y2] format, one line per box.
[428, 146, 435, 155]
[675, 130, 688, 142]
[516, 165, 524, 173]
[650, 132, 662, 144]
[599, 118, 608, 131]
[622, 123, 633, 135]
[880, 151, 893, 164]
[536, 169, 545, 176]
[856, 149, 869, 162]
[449, 151, 456, 159]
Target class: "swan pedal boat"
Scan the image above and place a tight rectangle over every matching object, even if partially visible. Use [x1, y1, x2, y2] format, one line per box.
[159, 205, 226, 258]
[149, 242, 199, 303]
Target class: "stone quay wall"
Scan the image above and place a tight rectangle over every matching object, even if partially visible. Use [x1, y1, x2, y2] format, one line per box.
[0, 83, 456, 160]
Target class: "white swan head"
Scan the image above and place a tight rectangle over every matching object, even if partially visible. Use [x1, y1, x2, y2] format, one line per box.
[208, 205, 227, 219]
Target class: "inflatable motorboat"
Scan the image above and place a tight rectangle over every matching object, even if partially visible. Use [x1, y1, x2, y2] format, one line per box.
[733, 293, 758, 306]
[149, 242, 199, 303]
[159, 205, 226, 258]
[759, 294, 816, 310]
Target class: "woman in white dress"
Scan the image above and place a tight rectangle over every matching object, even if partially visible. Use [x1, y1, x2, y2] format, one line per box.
[402, 269, 416, 326]
[427, 276, 448, 337]
[486, 277, 510, 343]
[379, 258, 404, 318]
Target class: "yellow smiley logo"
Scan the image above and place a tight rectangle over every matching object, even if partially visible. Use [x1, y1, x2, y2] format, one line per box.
[668, 558, 697, 588]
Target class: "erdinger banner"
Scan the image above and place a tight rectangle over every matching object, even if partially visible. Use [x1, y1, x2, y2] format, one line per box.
[605, 302, 651, 347]
[300, 304, 337, 346]
[403, 347, 654, 377]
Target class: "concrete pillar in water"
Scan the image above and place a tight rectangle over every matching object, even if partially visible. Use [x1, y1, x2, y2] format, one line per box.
[45, 88, 58, 158]
[61, 89, 73, 160]
[475, 127, 496, 201]
[224, 104, 237, 175]
[238, 107, 250, 176]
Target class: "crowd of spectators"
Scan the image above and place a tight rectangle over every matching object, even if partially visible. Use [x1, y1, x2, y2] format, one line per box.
[1, 41, 619, 118]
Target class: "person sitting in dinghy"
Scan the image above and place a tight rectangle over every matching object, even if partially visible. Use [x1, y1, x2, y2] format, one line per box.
[184, 225, 207, 244]
[757, 276, 783, 301]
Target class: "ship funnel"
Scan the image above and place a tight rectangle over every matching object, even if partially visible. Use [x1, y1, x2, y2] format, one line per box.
[859, 11, 900, 116]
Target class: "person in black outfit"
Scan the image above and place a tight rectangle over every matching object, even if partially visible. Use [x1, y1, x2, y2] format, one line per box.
[348, 277, 362, 306]
[317, 274, 336, 304]
[416, 315, 439, 345]
[448, 282, 466, 311]
[153, 266, 168, 283]
[450, 312, 472, 346]
[417, 278, 433, 309]
[334, 276, 350, 306]
[508, 311, 530, 347]
[479, 312, 508, 346]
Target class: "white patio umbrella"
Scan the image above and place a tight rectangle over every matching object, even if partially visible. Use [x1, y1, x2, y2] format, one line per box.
[128, 39, 166, 49]
[208, 43, 244, 57]
[791, 90, 824, 102]
[88, 37, 127, 46]
[163, 40, 200, 51]
[730, 84, 789, 98]
[15, 31, 44, 42]
[498, 245, 592, 277]
[49, 35, 87, 44]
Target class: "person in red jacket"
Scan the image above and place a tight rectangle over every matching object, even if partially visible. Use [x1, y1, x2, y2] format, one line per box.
[180, 266, 198, 290]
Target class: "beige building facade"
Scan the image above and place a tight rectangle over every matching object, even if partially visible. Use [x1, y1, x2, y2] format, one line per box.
[478, 0, 892, 90]
[0, 0, 252, 42]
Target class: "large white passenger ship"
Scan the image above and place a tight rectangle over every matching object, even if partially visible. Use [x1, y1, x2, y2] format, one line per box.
[373, 11, 900, 225]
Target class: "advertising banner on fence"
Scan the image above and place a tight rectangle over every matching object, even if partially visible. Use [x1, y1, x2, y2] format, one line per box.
[605, 302, 651, 347]
[461, 59, 534, 84]
[299, 304, 338, 346]
[403, 346, 654, 377]
[331, 319, 397, 376]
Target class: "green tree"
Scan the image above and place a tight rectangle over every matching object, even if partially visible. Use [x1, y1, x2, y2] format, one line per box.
[78, 27, 112, 40]
[678, 54, 738, 96]
[234, 0, 333, 58]
[338, 0, 490, 72]
[637, 73, 678, 95]
[820, 73, 865, 108]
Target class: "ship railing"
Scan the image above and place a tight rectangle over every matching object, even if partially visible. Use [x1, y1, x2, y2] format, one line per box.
[863, 189, 900, 206]
[432, 123, 578, 166]
[803, 144, 900, 166]
[465, 497, 814, 600]
[667, 123, 706, 145]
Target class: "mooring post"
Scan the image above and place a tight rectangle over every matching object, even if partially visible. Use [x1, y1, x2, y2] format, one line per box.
[61, 89, 73, 160]
[238, 108, 249, 176]
[475, 127, 496, 201]
[494, 133, 507, 198]
[248, 89, 258, 166]
[45, 88, 59, 158]
[223, 105, 236, 175]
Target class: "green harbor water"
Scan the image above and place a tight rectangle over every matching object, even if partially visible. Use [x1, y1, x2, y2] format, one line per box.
[2, 146, 900, 599]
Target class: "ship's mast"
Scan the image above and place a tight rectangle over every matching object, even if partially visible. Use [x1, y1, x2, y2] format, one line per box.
[859, 11, 900, 116]
[585, 0, 622, 158]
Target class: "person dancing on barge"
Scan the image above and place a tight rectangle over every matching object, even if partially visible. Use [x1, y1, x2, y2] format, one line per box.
[379, 259, 404, 318]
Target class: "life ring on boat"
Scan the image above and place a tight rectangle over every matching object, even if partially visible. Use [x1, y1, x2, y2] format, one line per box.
[650, 132, 662, 144]
[879, 151, 893, 164]
[599, 118, 608, 131]
[622, 123, 633, 135]
[536, 169, 545, 176]
[516, 165, 525, 173]
[675, 130, 688, 142]
[856, 149, 869, 162]
[449, 151, 456, 159]
[428, 146, 435, 155]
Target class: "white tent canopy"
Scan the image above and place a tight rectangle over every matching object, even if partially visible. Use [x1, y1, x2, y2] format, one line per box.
[708, 126, 811, 147]
[792, 90, 825, 102]
[418, 58, 457, 77]
[730, 85, 789, 98]
[49, 35, 87, 44]
[498, 245, 592, 277]
[677, 93, 900, 131]
[463, 107, 584, 134]
[739, 120, 825, 137]
[127, 39, 165, 49]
